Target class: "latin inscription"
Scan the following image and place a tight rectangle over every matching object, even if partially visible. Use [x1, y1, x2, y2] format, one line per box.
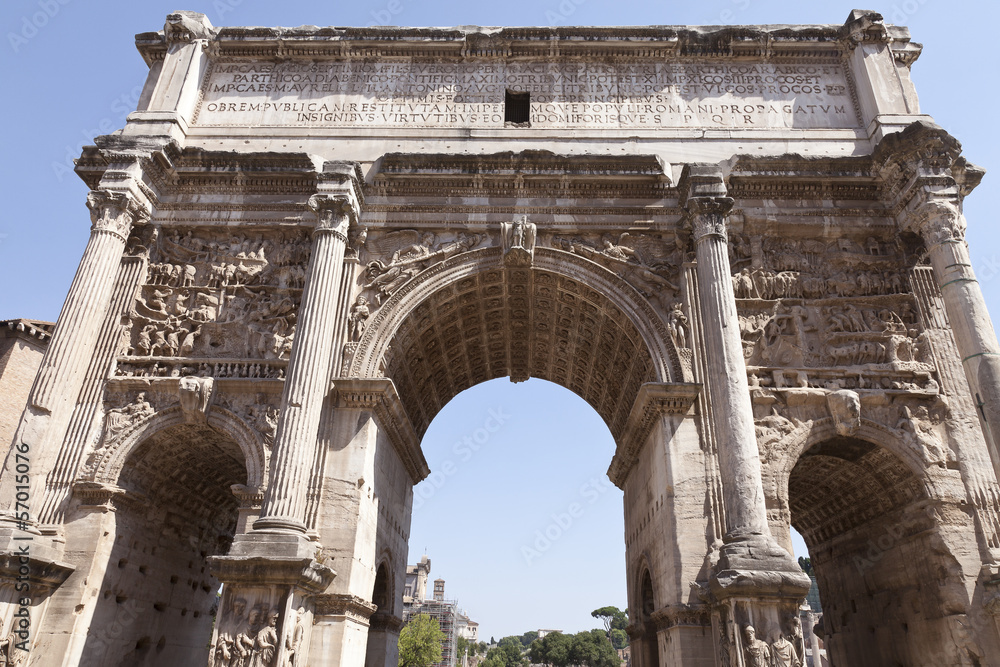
[195, 61, 857, 130]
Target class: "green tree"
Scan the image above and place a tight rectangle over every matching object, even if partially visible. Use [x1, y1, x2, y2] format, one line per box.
[531, 631, 620, 667]
[398, 614, 445, 667]
[529, 632, 573, 667]
[798, 556, 814, 577]
[519, 631, 539, 647]
[591, 607, 628, 634]
[569, 630, 621, 667]
[609, 629, 628, 650]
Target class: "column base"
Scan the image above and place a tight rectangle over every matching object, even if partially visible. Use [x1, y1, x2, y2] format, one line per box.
[253, 515, 309, 534]
[710, 534, 811, 599]
[707, 535, 810, 667]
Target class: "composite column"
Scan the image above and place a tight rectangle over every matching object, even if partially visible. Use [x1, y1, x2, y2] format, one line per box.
[681, 168, 808, 642]
[688, 194, 772, 542]
[4, 190, 148, 525]
[255, 194, 357, 533]
[910, 200, 1000, 481]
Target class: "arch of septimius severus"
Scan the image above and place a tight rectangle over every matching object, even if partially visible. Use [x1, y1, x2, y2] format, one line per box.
[2, 7, 1000, 666]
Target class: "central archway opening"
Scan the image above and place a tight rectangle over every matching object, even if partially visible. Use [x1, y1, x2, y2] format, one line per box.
[407, 378, 626, 639]
[363, 253, 674, 663]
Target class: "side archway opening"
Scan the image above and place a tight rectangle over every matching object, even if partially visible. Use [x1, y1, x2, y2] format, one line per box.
[81, 421, 247, 666]
[788, 435, 965, 667]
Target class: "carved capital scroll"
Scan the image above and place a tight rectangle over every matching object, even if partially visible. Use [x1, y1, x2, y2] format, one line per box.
[687, 197, 735, 243]
[86, 190, 149, 243]
[307, 194, 355, 242]
[906, 200, 966, 247]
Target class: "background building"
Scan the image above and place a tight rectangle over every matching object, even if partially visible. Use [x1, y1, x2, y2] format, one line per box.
[403, 559, 479, 667]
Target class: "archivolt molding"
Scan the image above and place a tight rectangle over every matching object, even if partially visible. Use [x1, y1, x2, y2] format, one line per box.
[348, 245, 680, 385]
[87, 404, 266, 490]
[767, 417, 935, 506]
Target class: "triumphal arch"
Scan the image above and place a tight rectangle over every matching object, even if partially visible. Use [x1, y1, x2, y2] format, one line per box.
[3, 8, 1000, 666]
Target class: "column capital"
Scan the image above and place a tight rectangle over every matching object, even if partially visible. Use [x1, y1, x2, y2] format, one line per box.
[307, 194, 356, 241]
[906, 200, 966, 247]
[686, 197, 735, 243]
[85, 190, 150, 242]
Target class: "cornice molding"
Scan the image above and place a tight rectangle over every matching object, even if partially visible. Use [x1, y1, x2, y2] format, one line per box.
[135, 20, 874, 66]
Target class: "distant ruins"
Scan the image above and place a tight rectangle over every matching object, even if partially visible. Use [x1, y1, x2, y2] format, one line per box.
[1, 9, 1000, 667]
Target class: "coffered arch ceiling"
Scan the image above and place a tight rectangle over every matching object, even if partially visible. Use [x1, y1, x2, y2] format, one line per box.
[372, 250, 667, 442]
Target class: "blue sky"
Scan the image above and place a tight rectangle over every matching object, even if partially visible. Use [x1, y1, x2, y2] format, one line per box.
[2, 0, 997, 641]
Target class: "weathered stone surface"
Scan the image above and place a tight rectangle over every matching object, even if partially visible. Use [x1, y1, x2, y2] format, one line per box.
[1, 9, 999, 667]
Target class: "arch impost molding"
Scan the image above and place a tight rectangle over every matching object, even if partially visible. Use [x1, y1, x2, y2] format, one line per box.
[71, 480, 151, 515]
[313, 594, 379, 623]
[608, 382, 701, 488]
[332, 377, 430, 484]
[649, 603, 712, 631]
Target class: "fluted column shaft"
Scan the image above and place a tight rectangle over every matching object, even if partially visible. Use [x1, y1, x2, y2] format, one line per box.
[256, 195, 354, 533]
[914, 201, 1000, 482]
[34, 192, 145, 412]
[7, 191, 147, 522]
[689, 196, 771, 540]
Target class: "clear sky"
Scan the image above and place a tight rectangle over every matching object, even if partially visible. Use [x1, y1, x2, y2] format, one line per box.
[2, 0, 998, 642]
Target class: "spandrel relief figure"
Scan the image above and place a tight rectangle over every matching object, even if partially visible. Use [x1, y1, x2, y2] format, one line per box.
[349, 295, 370, 341]
[553, 232, 680, 307]
[742, 625, 770, 667]
[363, 229, 486, 304]
[897, 404, 951, 466]
[101, 392, 154, 444]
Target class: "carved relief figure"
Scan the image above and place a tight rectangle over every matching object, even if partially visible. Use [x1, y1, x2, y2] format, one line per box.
[897, 404, 950, 466]
[285, 607, 305, 666]
[718, 620, 733, 667]
[362, 229, 486, 303]
[552, 232, 681, 308]
[102, 392, 155, 444]
[667, 303, 689, 350]
[769, 633, 801, 667]
[233, 603, 259, 667]
[211, 630, 235, 667]
[742, 625, 770, 667]
[349, 295, 370, 341]
[251, 612, 280, 667]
